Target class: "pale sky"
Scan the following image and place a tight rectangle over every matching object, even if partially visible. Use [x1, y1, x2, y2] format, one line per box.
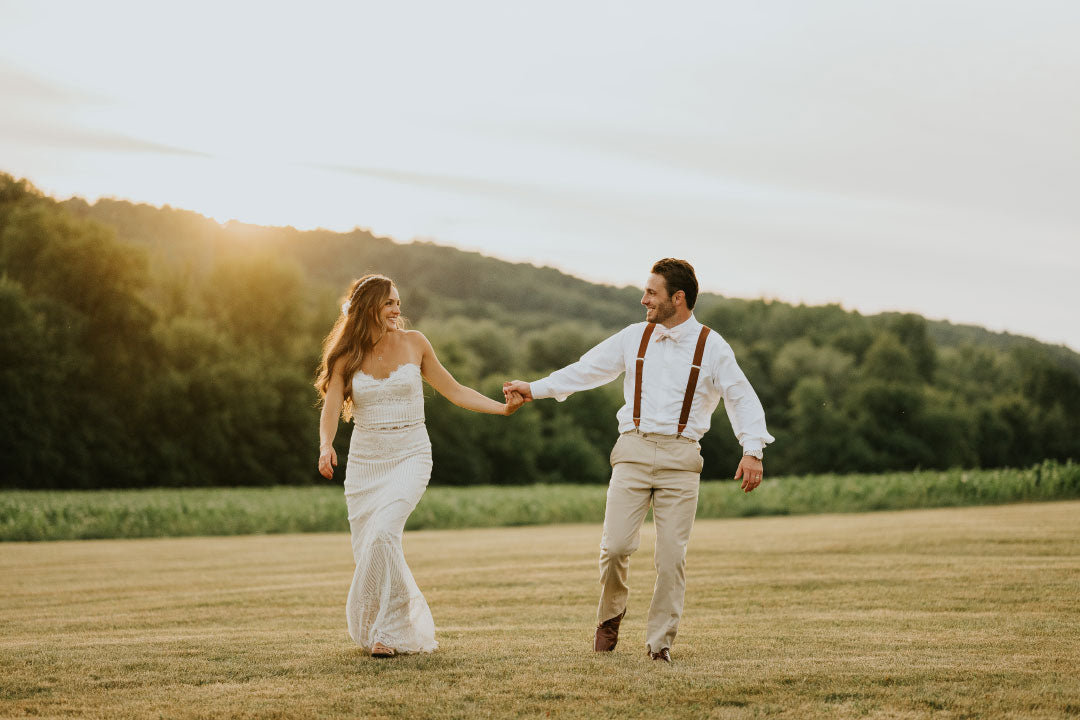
[2, 0, 1078, 349]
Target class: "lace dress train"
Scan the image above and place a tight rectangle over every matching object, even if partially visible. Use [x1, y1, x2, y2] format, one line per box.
[343, 363, 437, 653]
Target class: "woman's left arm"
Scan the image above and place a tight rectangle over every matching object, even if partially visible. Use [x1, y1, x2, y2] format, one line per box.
[415, 332, 523, 416]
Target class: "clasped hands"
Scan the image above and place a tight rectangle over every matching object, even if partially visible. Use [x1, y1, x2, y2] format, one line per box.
[502, 380, 533, 416]
[502, 379, 531, 416]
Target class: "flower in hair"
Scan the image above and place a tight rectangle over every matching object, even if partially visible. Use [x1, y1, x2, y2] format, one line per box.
[342, 275, 385, 316]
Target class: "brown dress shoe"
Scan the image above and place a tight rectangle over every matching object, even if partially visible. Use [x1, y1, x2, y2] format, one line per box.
[593, 609, 626, 652]
[649, 648, 671, 663]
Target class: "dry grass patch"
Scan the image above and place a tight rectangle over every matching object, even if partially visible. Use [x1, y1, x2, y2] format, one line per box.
[2, 502, 1078, 719]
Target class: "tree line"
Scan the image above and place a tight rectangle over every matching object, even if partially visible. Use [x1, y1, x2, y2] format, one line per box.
[2, 173, 1078, 489]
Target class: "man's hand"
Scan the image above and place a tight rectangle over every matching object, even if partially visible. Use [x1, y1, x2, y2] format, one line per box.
[734, 455, 764, 493]
[503, 380, 533, 402]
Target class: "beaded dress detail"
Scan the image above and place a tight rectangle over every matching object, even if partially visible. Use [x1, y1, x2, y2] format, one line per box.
[343, 363, 437, 653]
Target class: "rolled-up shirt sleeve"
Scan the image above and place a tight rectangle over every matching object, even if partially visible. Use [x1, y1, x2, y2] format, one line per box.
[710, 338, 775, 454]
[530, 329, 628, 402]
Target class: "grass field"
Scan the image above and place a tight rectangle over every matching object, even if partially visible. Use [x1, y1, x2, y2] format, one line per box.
[3, 460, 1078, 541]
[2, 501, 1078, 719]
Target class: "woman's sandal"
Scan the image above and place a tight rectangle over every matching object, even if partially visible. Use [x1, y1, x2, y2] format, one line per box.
[371, 642, 397, 658]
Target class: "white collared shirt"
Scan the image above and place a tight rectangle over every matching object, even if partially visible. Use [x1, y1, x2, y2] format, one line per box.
[529, 314, 775, 452]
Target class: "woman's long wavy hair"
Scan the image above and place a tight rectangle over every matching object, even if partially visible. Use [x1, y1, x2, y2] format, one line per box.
[314, 274, 402, 420]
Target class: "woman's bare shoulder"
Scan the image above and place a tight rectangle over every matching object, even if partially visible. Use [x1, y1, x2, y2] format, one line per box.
[399, 329, 431, 352]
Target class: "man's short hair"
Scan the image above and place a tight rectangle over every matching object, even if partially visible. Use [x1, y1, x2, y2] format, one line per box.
[651, 258, 699, 310]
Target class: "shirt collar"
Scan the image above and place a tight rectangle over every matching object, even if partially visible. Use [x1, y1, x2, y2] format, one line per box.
[654, 313, 701, 343]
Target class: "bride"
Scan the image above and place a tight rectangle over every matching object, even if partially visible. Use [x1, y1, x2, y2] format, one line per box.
[315, 274, 524, 657]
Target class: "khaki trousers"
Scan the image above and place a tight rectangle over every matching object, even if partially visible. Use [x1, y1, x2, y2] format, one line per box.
[598, 429, 703, 654]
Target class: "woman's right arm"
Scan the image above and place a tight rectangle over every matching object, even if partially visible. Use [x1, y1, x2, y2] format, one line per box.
[318, 359, 347, 479]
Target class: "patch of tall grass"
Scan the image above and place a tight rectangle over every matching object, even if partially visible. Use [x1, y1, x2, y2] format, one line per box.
[697, 460, 1080, 518]
[1, 460, 1076, 542]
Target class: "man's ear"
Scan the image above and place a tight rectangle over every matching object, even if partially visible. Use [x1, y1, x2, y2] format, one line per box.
[672, 290, 685, 307]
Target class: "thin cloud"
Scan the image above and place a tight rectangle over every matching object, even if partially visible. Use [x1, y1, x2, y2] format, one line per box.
[312, 162, 543, 198]
[310, 161, 621, 218]
[0, 62, 108, 106]
[2, 120, 209, 157]
[1, 63, 206, 158]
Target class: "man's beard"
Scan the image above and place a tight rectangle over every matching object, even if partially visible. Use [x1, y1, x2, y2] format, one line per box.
[648, 300, 676, 324]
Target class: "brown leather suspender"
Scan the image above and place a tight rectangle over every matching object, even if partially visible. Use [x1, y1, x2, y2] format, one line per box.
[632, 323, 657, 427]
[633, 323, 712, 435]
[678, 326, 712, 435]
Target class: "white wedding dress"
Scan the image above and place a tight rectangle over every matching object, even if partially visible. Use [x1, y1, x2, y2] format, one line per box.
[343, 362, 437, 653]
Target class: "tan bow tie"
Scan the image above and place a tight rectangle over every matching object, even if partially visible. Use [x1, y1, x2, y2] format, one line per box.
[654, 330, 675, 343]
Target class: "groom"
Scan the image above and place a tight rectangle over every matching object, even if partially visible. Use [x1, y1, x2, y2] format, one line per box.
[504, 258, 774, 662]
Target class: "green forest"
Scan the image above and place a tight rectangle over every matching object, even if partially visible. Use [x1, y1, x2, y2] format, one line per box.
[2, 172, 1079, 489]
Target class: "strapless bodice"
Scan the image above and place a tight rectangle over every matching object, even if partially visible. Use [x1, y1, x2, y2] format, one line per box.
[351, 363, 425, 430]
